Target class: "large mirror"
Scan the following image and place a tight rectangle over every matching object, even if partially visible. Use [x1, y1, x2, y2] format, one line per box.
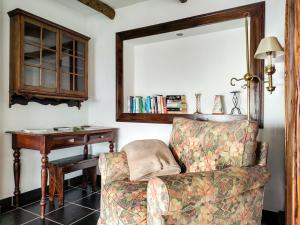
[116, 2, 265, 127]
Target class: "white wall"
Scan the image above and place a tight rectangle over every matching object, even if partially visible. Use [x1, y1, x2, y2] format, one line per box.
[87, 0, 285, 212]
[127, 26, 247, 114]
[0, 0, 90, 199]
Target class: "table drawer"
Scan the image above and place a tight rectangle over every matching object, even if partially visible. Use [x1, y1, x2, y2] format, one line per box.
[49, 135, 85, 149]
[88, 132, 113, 143]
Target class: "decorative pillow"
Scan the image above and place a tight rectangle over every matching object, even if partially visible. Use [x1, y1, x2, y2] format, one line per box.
[122, 139, 181, 181]
[169, 118, 258, 173]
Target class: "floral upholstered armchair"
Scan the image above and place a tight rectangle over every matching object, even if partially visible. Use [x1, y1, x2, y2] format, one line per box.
[98, 118, 270, 225]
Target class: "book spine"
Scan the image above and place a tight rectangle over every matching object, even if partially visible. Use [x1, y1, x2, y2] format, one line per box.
[132, 96, 136, 113]
[157, 96, 161, 113]
[151, 97, 155, 114]
[146, 96, 151, 113]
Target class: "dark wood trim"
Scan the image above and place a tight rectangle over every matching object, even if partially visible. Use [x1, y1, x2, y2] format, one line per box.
[78, 0, 115, 20]
[7, 8, 90, 40]
[116, 2, 265, 127]
[8, 9, 90, 108]
[284, 0, 300, 225]
[117, 113, 247, 124]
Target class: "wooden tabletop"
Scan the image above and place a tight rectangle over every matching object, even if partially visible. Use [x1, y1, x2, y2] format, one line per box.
[6, 126, 118, 136]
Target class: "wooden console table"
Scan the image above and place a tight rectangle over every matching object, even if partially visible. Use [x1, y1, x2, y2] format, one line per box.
[6, 127, 118, 219]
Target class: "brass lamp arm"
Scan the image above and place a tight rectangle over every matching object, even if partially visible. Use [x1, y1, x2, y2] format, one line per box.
[230, 77, 245, 86]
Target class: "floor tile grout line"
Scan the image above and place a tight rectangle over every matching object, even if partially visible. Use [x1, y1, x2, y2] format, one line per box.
[0, 207, 18, 215]
[19, 207, 42, 217]
[44, 202, 71, 216]
[69, 210, 98, 225]
[21, 217, 40, 225]
[21, 216, 63, 225]
[43, 217, 64, 225]
[65, 191, 98, 204]
[69, 184, 100, 194]
[69, 201, 99, 212]
[21, 199, 41, 208]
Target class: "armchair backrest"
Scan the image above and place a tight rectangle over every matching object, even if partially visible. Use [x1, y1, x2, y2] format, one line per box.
[169, 118, 259, 173]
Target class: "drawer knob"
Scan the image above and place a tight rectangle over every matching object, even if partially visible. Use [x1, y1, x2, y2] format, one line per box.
[68, 138, 75, 143]
[100, 135, 104, 138]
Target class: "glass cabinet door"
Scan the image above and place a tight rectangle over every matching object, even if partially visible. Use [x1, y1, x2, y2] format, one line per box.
[23, 20, 58, 91]
[60, 33, 86, 95]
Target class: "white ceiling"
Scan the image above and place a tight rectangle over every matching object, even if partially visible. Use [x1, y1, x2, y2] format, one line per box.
[54, 0, 151, 17]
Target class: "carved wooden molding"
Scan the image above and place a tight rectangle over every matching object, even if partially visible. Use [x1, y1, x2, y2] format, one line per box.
[78, 0, 115, 19]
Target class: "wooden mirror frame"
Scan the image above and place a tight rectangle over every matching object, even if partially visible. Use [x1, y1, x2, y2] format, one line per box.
[116, 2, 265, 127]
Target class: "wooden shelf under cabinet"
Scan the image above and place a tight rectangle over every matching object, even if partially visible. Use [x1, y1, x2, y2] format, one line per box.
[8, 9, 90, 108]
[117, 113, 247, 124]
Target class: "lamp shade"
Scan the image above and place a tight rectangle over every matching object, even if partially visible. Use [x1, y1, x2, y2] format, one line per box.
[254, 36, 284, 59]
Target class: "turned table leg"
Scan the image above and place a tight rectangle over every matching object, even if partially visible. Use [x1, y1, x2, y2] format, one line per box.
[109, 141, 114, 152]
[40, 154, 48, 219]
[13, 148, 21, 207]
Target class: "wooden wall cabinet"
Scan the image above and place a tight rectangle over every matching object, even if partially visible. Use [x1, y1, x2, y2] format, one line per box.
[8, 9, 90, 108]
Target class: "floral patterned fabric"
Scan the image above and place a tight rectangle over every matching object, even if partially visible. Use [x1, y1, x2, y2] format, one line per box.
[152, 188, 264, 225]
[147, 166, 270, 215]
[99, 151, 129, 185]
[169, 118, 258, 173]
[99, 179, 148, 225]
[98, 119, 269, 225]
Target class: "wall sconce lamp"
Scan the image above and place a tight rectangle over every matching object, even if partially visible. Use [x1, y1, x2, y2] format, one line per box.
[254, 36, 284, 93]
[230, 16, 284, 122]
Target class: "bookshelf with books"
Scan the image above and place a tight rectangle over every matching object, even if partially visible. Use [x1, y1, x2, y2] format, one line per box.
[127, 95, 187, 114]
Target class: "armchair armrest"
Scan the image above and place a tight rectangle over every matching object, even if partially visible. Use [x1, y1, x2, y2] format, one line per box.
[147, 166, 270, 215]
[99, 151, 130, 185]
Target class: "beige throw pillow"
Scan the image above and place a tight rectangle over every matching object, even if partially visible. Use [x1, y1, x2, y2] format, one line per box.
[122, 139, 181, 181]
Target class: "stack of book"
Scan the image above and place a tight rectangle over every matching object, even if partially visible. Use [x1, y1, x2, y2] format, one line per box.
[128, 95, 187, 114]
[166, 95, 187, 114]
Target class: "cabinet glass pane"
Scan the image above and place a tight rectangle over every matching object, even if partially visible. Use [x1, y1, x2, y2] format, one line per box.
[41, 69, 56, 88]
[24, 22, 41, 44]
[61, 54, 73, 73]
[24, 44, 40, 66]
[43, 29, 56, 50]
[75, 75, 84, 92]
[75, 41, 84, 58]
[61, 74, 72, 91]
[42, 49, 56, 70]
[24, 66, 40, 86]
[62, 35, 73, 55]
[75, 58, 84, 75]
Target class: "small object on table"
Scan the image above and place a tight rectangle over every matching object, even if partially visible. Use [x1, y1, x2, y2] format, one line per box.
[194, 93, 201, 114]
[230, 91, 242, 115]
[212, 95, 225, 115]
[53, 127, 72, 131]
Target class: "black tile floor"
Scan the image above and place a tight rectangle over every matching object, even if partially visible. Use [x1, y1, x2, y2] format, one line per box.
[0, 185, 100, 225]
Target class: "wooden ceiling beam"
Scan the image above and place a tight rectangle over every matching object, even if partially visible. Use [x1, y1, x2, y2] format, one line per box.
[78, 0, 115, 20]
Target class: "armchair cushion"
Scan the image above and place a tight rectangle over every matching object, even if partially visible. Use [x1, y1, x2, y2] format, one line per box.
[99, 151, 129, 185]
[123, 139, 181, 181]
[147, 165, 270, 215]
[102, 180, 148, 224]
[169, 118, 258, 173]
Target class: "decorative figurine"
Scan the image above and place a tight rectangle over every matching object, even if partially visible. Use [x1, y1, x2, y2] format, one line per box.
[194, 93, 201, 114]
[230, 91, 242, 115]
[212, 95, 225, 114]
